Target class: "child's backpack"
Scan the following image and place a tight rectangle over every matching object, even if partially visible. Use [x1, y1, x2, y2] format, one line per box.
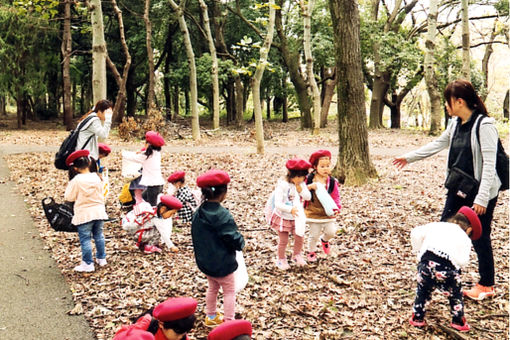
[41, 197, 77, 232]
[475, 116, 509, 191]
[119, 183, 135, 208]
[54, 116, 95, 170]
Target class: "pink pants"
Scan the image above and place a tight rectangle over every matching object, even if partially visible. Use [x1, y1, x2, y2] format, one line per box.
[206, 272, 236, 321]
[278, 231, 304, 260]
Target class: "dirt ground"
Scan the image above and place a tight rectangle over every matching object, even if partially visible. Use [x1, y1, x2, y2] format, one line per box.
[1, 115, 508, 339]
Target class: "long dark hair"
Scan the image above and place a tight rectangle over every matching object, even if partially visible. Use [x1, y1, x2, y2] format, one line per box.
[79, 99, 113, 122]
[68, 156, 96, 180]
[443, 79, 488, 116]
[144, 144, 161, 159]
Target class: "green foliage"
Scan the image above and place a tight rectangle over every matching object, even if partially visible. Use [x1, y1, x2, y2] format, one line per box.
[12, 0, 59, 19]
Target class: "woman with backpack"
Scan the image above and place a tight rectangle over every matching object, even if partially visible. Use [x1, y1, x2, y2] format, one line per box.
[393, 79, 504, 300]
[75, 99, 113, 161]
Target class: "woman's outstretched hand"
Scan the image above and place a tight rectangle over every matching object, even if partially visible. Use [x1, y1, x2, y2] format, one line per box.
[392, 157, 408, 169]
[472, 204, 487, 215]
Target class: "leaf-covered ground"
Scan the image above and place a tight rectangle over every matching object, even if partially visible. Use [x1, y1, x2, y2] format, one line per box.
[2, 122, 508, 340]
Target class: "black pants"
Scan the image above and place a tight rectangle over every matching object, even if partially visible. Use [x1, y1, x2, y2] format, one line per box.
[413, 255, 464, 323]
[142, 185, 164, 206]
[440, 191, 498, 286]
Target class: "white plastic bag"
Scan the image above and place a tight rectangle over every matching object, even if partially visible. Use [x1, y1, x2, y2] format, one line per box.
[294, 204, 306, 237]
[234, 251, 248, 292]
[101, 168, 109, 199]
[121, 150, 142, 179]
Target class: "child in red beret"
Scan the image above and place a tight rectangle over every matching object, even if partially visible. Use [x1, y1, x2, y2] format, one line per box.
[191, 170, 245, 326]
[304, 150, 341, 262]
[409, 206, 482, 332]
[167, 171, 198, 224]
[122, 196, 182, 254]
[115, 297, 197, 340]
[267, 159, 311, 270]
[123, 131, 165, 206]
[64, 150, 108, 272]
[97, 143, 111, 174]
[207, 319, 252, 340]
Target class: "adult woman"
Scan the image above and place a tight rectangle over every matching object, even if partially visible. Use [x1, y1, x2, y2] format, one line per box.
[393, 79, 502, 300]
[76, 99, 113, 161]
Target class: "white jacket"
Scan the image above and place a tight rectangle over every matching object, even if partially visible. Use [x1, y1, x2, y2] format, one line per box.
[273, 179, 311, 220]
[410, 222, 472, 270]
[122, 150, 165, 186]
[76, 113, 112, 160]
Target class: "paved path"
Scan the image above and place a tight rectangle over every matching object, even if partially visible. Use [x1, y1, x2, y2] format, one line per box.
[0, 145, 95, 340]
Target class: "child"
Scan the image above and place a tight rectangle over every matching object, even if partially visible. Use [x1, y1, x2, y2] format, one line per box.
[409, 206, 482, 332]
[191, 169, 245, 326]
[115, 297, 197, 340]
[64, 150, 108, 272]
[123, 131, 165, 206]
[305, 150, 341, 262]
[269, 158, 311, 270]
[122, 196, 182, 254]
[208, 319, 252, 340]
[97, 143, 111, 174]
[167, 171, 198, 224]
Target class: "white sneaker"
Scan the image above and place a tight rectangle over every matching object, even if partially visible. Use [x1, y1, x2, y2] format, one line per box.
[74, 261, 95, 272]
[95, 258, 107, 267]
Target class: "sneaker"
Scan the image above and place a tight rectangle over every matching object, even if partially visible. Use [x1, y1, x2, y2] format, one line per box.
[321, 239, 330, 255]
[409, 313, 426, 328]
[450, 317, 470, 332]
[307, 251, 317, 262]
[204, 312, 223, 327]
[276, 258, 290, 270]
[74, 261, 95, 272]
[143, 245, 162, 254]
[292, 254, 307, 266]
[95, 258, 107, 267]
[463, 284, 495, 300]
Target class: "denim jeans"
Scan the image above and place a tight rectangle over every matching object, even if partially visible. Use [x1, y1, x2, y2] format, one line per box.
[77, 220, 106, 265]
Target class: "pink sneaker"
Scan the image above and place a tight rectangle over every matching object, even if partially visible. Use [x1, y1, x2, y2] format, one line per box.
[450, 317, 470, 332]
[409, 314, 426, 328]
[321, 239, 330, 255]
[292, 254, 306, 266]
[276, 258, 290, 270]
[144, 245, 162, 254]
[307, 251, 317, 262]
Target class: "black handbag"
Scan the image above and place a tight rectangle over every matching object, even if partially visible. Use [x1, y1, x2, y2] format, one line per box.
[41, 197, 77, 232]
[445, 167, 479, 201]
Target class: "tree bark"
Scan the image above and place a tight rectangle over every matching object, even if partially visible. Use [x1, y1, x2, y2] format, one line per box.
[89, 0, 107, 102]
[329, 0, 377, 185]
[144, 0, 156, 113]
[169, 0, 200, 140]
[234, 77, 244, 127]
[369, 73, 389, 128]
[320, 67, 336, 128]
[62, 0, 73, 130]
[0, 96, 5, 115]
[424, 0, 442, 135]
[504, 89, 509, 119]
[481, 20, 497, 101]
[252, 0, 276, 154]
[461, 0, 471, 81]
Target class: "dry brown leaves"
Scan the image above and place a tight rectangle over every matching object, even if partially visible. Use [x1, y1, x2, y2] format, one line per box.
[3, 127, 508, 340]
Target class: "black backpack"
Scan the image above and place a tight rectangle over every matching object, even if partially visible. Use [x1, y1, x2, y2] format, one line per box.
[54, 116, 95, 170]
[475, 115, 509, 191]
[41, 197, 77, 232]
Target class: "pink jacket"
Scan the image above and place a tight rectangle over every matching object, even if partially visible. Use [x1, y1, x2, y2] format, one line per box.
[64, 172, 108, 225]
[123, 151, 165, 186]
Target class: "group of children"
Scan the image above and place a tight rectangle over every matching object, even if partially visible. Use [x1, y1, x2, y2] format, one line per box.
[62, 130, 485, 335]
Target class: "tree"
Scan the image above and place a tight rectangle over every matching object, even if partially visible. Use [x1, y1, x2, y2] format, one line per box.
[144, 0, 156, 113]
[329, 0, 376, 185]
[89, 0, 107, 102]
[252, 0, 276, 154]
[62, 0, 73, 129]
[461, 0, 471, 81]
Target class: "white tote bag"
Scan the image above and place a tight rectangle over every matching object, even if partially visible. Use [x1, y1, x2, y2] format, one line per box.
[101, 168, 110, 199]
[234, 251, 248, 293]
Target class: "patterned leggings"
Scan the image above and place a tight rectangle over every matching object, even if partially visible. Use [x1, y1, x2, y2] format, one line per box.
[413, 257, 464, 323]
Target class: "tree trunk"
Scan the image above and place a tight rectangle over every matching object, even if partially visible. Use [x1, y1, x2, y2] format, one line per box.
[329, 0, 377, 185]
[481, 20, 497, 101]
[0, 96, 5, 115]
[424, 0, 442, 135]
[504, 89, 509, 119]
[461, 0, 470, 81]
[369, 72, 389, 128]
[126, 71, 136, 117]
[198, 0, 220, 130]
[144, 0, 155, 113]
[320, 67, 336, 128]
[90, 0, 107, 102]
[173, 86, 180, 119]
[388, 92, 401, 129]
[107, 0, 132, 124]
[169, 0, 200, 140]
[234, 76, 244, 127]
[252, 0, 276, 154]
[301, 0, 321, 134]
[62, 0, 73, 130]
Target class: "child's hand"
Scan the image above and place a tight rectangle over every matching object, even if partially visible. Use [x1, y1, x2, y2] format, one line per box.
[308, 183, 317, 191]
[170, 246, 179, 253]
[334, 210, 340, 217]
[291, 207, 298, 216]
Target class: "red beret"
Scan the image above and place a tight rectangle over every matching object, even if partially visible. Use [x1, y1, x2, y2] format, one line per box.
[98, 143, 111, 155]
[145, 131, 165, 147]
[285, 158, 311, 171]
[153, 297, 197, 322]
[309, 149, 332, 166]
[160, 195, 183, 210]
[113, 327, 155, 340]
[208, 320, 252, 340]
[66, 149, 90, 167]
[457, 206, 482, 240]
[168, 171, 186, 183]
[196, 170, 230, 188]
